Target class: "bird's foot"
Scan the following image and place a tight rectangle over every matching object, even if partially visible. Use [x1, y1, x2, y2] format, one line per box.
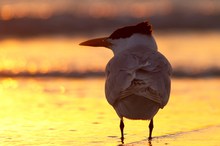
[121, 136, 124, 144]
[148, 137, 153, 146]
[148, 140, 152, 146]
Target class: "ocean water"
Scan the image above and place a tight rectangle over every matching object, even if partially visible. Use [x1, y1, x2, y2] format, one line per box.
[1, 32, 220, 76]
[0, 32, 220, 145]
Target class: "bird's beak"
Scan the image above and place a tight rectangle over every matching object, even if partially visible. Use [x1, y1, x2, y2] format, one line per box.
[79, 37, 111, 48]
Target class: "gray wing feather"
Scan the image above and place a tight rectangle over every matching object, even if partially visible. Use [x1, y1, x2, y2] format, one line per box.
[105, 47, 172, 108]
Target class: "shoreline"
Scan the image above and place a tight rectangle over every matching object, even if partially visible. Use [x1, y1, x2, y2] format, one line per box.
[125, 125, 220, 146]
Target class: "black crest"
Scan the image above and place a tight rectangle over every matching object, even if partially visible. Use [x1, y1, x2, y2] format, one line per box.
[109, 21, 152, 40]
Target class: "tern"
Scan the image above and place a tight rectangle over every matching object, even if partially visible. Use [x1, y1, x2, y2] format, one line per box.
[80, 21, 172, 144]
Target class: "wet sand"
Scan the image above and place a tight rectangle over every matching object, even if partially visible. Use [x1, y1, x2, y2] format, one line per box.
[0, 78, 220, 146]
[126, 125, 220, 146]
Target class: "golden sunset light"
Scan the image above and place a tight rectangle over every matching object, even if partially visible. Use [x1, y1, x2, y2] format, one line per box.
[0, 0, 220, 146]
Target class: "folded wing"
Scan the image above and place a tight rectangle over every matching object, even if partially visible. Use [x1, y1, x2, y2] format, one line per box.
[105, 47, 172, 108]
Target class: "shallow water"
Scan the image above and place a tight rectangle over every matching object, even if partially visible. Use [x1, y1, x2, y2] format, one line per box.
[0, 77, 219, 146]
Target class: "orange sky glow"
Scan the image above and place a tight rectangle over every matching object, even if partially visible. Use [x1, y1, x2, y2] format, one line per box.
[0, 1, 220, 20]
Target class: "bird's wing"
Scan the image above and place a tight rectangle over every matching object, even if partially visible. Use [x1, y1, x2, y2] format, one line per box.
[105, 47, 172, 108]
[105, 52, 137, 106]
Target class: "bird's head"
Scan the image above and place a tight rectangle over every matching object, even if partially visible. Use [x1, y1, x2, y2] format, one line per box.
[80, 21, 158, 55]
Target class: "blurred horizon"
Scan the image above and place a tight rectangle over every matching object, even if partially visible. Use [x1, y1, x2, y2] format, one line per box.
[1, 0, 220, 38]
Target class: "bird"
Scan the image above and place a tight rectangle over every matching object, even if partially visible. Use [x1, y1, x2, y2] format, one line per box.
[79, 21, 172, 144]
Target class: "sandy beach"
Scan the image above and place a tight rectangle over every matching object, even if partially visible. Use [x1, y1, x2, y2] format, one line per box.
[0, 78, 219, 146]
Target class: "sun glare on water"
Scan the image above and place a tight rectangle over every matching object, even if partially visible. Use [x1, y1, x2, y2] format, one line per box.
[0, 32, 220, 76]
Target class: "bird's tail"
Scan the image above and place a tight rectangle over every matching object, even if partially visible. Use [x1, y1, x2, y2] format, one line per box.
[114, 94, 160, 120]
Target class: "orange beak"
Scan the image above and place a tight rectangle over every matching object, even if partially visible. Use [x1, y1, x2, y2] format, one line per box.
[79, 37, 112, 48]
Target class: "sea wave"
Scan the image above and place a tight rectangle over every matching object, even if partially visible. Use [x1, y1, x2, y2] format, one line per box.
[0, 68, 220, 78]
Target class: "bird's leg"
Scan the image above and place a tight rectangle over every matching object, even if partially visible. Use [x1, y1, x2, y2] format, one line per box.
[120, 118, 124, 144]
[148, 119, 154, 140]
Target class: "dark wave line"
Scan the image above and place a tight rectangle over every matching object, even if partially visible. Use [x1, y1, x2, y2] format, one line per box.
[125, 124, 220, 146]
[172, 68, 220, 78]
[0, 68, 220, 78]
[0, 71, 105, 78]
